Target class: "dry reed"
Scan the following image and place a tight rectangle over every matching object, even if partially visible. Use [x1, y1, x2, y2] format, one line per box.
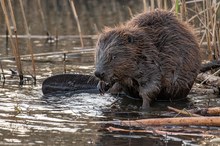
[0, 61, 5, 80]
[69, 0, 84, 47]
[37, 0, 47, 33]
[1, 0, 23, 84]
[19, 0, 36, 83]
[144, 0, 220, 61]
[5, 29, 8, 55]
[143, 0, 147, 12]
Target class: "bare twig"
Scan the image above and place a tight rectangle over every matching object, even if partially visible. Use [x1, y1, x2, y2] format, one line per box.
[167, 106, 202, 117]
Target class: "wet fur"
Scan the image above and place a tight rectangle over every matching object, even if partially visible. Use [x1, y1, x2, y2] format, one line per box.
[95, 10, 201, 109]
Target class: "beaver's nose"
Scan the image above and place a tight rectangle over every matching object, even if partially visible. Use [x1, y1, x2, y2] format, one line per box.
[94, 71, 105, 79]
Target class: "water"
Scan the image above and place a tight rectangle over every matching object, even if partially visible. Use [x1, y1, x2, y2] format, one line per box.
[1, 56, 219, 145]
[0, 0, 220, 145]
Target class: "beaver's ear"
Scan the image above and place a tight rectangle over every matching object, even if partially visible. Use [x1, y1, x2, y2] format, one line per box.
[125, 33, 134, 43]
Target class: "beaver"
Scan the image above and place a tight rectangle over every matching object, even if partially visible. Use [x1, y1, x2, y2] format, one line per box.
[94, 10, 201, 109]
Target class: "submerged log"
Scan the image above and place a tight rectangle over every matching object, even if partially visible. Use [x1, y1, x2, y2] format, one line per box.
[107, 126, 214, 137]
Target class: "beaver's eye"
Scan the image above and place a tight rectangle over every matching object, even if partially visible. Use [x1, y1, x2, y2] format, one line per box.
[112, 55, 116, 60]
[109, 55, 116, 62]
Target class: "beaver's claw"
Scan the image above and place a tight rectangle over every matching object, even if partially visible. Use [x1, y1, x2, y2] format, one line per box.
[97, 81, 111, 95]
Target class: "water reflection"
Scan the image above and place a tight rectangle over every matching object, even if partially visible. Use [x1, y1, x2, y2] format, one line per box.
[0, 80, 214, 145]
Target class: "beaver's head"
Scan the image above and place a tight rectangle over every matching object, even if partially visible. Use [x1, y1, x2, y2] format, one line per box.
[94, 26, 150, 92]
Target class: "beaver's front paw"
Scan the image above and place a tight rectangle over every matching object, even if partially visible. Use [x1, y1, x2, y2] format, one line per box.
[97, 81, 111, 95]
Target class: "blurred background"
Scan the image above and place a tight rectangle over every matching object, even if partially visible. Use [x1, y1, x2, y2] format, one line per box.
[0, 0, 220, 82]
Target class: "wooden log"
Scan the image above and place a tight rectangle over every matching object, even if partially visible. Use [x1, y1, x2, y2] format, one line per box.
[120, 117, 220, 127]
[107, 126, 214, 137]
[190, 107, 220, 116]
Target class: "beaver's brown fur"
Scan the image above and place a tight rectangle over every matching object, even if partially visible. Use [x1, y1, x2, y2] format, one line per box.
[94, 10, 201, 109]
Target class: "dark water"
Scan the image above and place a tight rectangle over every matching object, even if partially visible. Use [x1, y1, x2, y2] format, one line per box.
[0, 0, 220, 145]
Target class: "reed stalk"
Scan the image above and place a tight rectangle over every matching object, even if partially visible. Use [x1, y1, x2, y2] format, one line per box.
[157, 0, 162, 9]
[8, 0, 24, 83]
[204, 0, 213, 60]
[55, 29, 58, 50]
[127, 7, 133, 17]
[69, 0, 84, 47]
[180, 0, 187, 21]
[175, 0, 180, 16]
[216, 22, 220, 57]
[150, 0, 154, 11]
[164, 0, 168, 10]
[1, 0, 23, 84]
[63, 53, 66, 73]
[143, 0, 147, 12]
[5, 28, 8, 55]
[37, 0, 47, 33]
[0, 61, 5, 80]
[216, 6, 220, 57]
[19, 0, 36, 83]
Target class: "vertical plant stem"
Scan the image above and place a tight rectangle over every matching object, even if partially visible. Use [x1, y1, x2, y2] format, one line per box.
[143, 0, 147, 12]
[37, 0, 47, 33]
[127, 7, 133, 17]
[1, 0, 23, 84]
[8, 0, 23, 81]
[0, 61, 5, 81]
[19, 0, 36, 83]
[55, 29, 58, 50]
[164, 0, 168, 10]
[181, 0, 187, 21]
[69, 0, 84, 47]
[211, 1, 219, 59]
[175, 0, 180, 16]
[205, 0, 213, 60]
[157, 0, 162, 9]
[216, 22, 220, 57]
[150, 0, 154, 11]
[5, 28, 8, 55]
[63, 53, 66, 73]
